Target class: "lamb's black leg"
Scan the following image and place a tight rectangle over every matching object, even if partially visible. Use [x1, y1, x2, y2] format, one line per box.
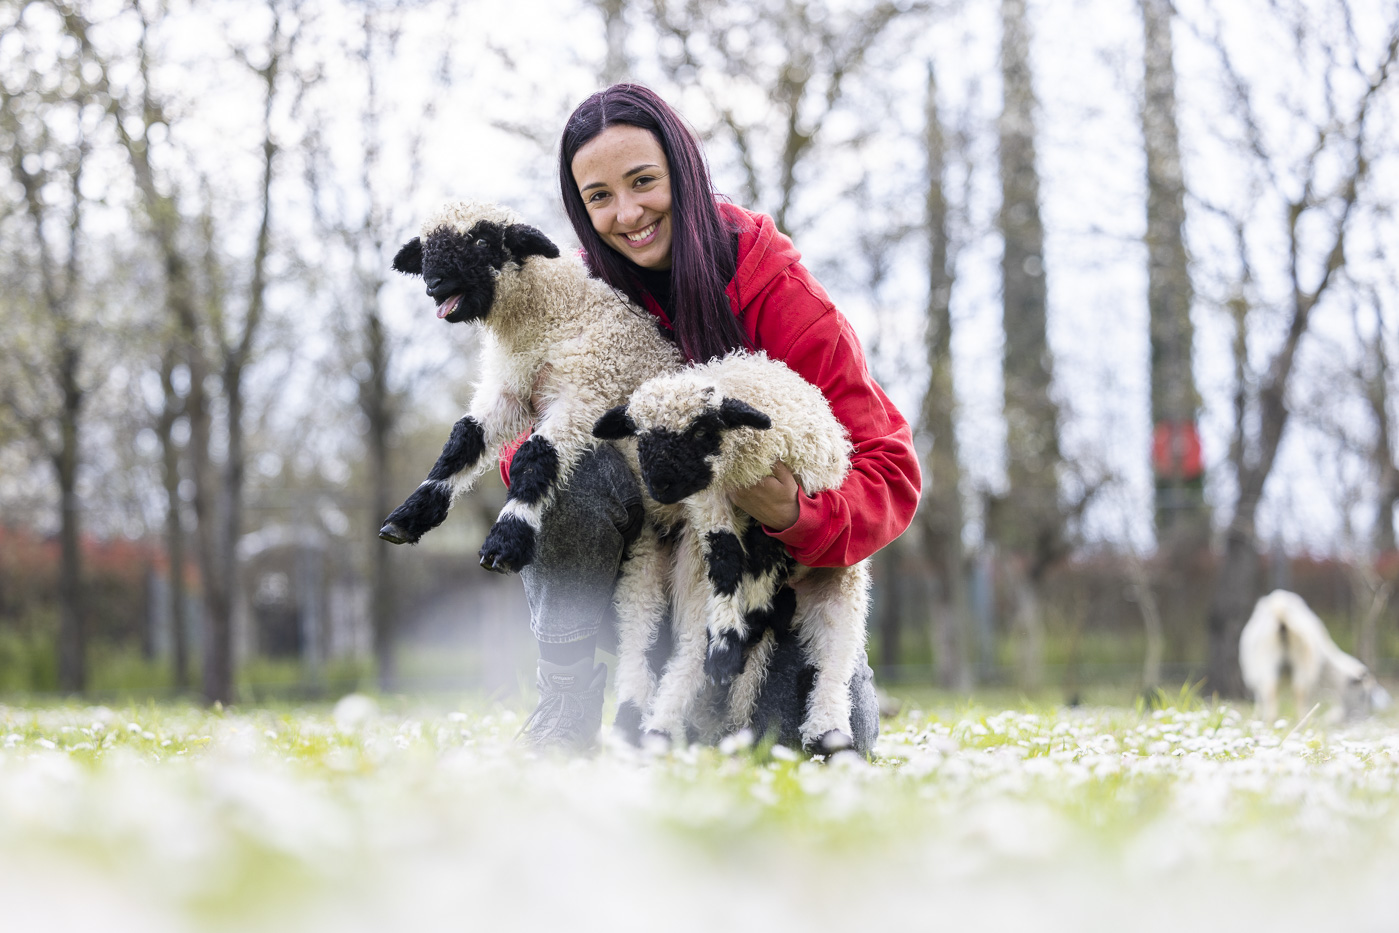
[379, 416, 486, 544]
[613, 700, 644, 745]
[707, 583, 797, 688]
[479, 434, 559, 572]
[702, 529, 748, 685]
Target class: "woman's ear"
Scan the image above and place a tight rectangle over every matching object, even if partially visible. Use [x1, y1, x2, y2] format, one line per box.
[392, 237, 423, 275]
[593, 405, 638, 439]
[504, 224, 561, 262]
[718, 398, 771, 430]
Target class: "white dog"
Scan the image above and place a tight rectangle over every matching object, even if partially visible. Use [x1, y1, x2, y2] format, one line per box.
[1239, 589, 1391, 722]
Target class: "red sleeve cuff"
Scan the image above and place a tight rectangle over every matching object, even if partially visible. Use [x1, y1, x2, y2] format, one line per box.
[765, 489, 828, 554]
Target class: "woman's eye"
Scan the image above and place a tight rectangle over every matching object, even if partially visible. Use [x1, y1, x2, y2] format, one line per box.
[586, 190, 609, 204]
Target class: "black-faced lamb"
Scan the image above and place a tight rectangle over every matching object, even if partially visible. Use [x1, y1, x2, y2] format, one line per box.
[376, 201, 686, 720]
[594, 351, 871, 753]
[1239, 589, 1391, 723]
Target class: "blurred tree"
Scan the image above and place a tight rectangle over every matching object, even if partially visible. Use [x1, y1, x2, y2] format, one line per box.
[596, 0, 631, 84]
[0, 9, 106, 692]
[990, 0, 1060, 690]
[301, 5, 458, 690]
[915, 61, 975, 690]
[1196, 5, 1399, 695]
[1338, 291, 1397, 670]
[1139, 0, 1207, 551]
[154, 347, 191, 690]
[58, 0, 301, 704]
[646, 0, 928, 236]
[1356, 301, 1398, 666]
[1362, 296, 1398, 557]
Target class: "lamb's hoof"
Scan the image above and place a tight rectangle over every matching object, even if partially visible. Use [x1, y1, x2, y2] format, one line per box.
[704, 629, 745, 686]
[804, 730, 853, 756]
[478, 516, 536, 574]
[378, 522, 415, 545]
[479, 553, 512, 574]
[612, 701, 644, 746]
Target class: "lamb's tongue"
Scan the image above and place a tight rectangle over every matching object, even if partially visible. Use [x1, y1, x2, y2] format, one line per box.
[437, 295, 461, 319]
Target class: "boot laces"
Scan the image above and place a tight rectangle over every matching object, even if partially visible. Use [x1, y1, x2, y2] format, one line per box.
[518, 691, 587, 744]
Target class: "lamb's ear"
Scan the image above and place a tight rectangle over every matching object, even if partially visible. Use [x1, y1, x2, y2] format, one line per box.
[392, 237, 423, 275]
[593, 405, 638, 439]
[718, 398, 771, 430]
[503, 224, 560, 262]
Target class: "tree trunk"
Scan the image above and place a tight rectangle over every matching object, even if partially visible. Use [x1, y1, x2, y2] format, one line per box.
[919, 61, 974, 691]
[157, 351, 189, 691]
[875, 548, 904, 676]
[1128, 553, 1164, 690]
[1206, 309, 1312, 695]
[998, 0, 1060, 552]
[1008, 559, 1044, 692]
[995, 0, 1060, 690]
[1140, 0, 1207, 549]
[188, 351, 231, 704]
[364, 312, 399, 690]
[55, 342, 85, 693]
[1205, 525, 1259, 696]
[1367, 320, 1397, 553]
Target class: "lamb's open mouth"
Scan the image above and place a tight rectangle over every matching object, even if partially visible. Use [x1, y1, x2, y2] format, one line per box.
[436, 294, 462, 319]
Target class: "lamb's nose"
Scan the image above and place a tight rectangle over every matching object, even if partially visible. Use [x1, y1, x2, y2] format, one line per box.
[424, 275, 444, 293]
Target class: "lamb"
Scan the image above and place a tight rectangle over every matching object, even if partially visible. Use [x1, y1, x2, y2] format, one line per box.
[1239, 589, 1391, 723]
[376, 201, 686, 719]
[594, 351, 871, 753]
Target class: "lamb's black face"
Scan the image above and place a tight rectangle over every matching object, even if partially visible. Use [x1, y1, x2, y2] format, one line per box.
[422, 221, 506, 323]
[637, 412, 726, 504]
[392, 219, 560, 324]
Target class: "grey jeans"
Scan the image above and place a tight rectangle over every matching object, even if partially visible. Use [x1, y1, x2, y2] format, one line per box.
[520, 444, 880, 754]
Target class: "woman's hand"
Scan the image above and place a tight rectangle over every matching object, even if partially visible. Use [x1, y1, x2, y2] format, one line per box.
[728, 461, 801, 532]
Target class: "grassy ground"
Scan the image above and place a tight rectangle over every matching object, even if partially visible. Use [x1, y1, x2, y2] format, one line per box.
[1, 691, 1397, 932]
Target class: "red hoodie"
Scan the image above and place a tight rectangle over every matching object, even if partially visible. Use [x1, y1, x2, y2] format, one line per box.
[501, 204, 922, 567]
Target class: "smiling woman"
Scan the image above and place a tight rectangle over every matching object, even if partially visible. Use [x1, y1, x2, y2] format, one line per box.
[509, 84, 921, 754]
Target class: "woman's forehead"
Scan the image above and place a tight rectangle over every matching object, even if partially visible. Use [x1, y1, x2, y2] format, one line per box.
[572, 125, 667, 186]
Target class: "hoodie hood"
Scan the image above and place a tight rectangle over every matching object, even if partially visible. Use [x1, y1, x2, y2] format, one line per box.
[719, 203, 801, 316]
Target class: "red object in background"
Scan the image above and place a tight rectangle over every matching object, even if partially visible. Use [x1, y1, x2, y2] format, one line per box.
[1152, 420, 1203, 480]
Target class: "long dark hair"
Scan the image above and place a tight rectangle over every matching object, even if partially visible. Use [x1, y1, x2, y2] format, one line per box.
[559, 84, 746, 364]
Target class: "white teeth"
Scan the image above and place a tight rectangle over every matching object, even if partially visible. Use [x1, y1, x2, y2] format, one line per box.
[626, 222, 657, 243]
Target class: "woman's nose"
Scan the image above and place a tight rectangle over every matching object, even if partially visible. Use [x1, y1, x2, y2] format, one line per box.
[615, 192, 644, 226]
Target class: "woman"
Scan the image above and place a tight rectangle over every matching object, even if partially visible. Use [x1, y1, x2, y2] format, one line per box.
[515, 84, 921, 753]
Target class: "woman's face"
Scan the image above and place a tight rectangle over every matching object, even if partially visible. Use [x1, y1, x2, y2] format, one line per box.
[571, 124, 673, 270]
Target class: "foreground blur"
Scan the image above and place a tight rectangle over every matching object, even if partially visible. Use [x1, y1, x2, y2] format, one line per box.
[1, 698, 1397, 932]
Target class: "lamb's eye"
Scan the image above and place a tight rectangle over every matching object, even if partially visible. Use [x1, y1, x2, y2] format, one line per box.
[474, 238, 487, 248]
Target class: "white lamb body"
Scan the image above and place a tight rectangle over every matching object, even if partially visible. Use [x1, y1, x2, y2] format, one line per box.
[378, 201, 686, 721]
[596, 352, 871, 751]
[1239, 589, 1390, 722]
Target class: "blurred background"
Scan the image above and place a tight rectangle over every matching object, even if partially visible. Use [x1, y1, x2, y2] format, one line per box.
[1, 0, 1397, 705]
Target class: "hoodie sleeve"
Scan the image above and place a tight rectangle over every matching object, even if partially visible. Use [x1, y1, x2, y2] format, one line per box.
[748, 268, 922, 568]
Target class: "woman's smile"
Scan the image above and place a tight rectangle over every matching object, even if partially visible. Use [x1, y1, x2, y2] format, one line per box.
[624, 221, 659, 245]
